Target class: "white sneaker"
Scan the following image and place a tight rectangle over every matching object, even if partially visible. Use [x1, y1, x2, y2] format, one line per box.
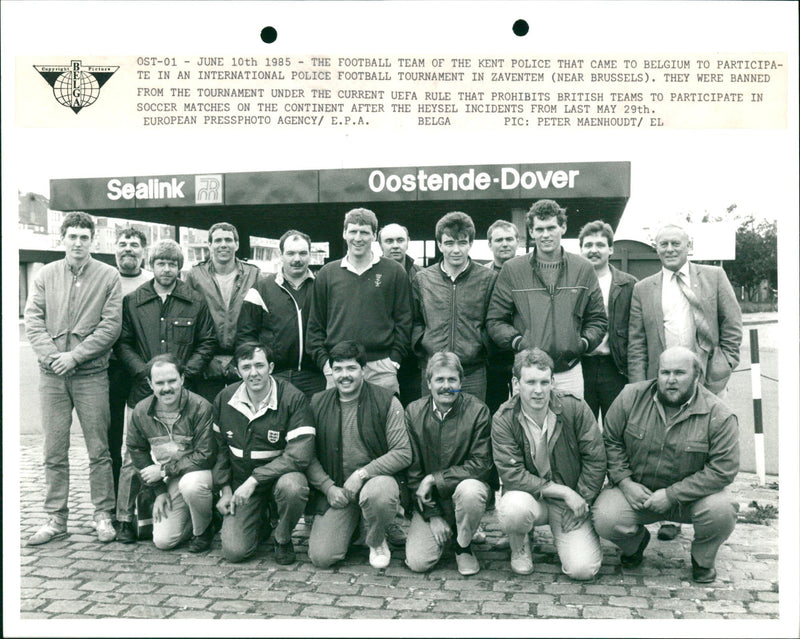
[368, 539, 391, 569]
[95, 515, 117, 543]
[27, 518, 68, 546]
[509, 534, 534, 575]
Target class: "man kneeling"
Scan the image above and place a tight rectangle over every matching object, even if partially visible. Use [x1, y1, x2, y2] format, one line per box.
[404, 352, 494, 576]
[127, 354, 216, 552]
[492, 348, 606, 579]
[306, 341, 412, 569]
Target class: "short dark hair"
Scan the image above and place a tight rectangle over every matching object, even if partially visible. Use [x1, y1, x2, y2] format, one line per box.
[578, 220, 614, 247]
[526, 200, 567, 230]
[116, 227, 148, 247]
[425, 352, 463, 383]
[343, 208, 378, 234]
[208, 222, 239, 243]
[147, 353, 184, 379]
[512, 347, 554, 380]
[279, 229, 312, 253]
[60, 212, 95, 238]
[149, 239, 184, 270]
[435, 211, 475, 243]
[377, 224, 410, 243]
[487, 219, 518, 243]
[329, 340, 367, 367]
[234, 341, 273, 367]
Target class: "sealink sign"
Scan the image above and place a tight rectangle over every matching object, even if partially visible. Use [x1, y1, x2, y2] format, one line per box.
[367, 167, 581, 193]
[107, 178, 186, 201]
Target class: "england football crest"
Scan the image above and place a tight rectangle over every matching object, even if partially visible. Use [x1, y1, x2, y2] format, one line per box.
[33, 60, 119, 114]
[267, 430, 280, 444]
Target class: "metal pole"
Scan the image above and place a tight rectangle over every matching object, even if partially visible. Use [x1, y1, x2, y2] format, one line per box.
[749, 328, 766, 485]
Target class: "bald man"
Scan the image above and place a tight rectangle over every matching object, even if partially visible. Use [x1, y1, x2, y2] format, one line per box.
[593, 347, 739, 583]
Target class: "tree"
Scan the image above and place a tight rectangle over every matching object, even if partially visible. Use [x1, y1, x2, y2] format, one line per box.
[724, 216, 777, 301]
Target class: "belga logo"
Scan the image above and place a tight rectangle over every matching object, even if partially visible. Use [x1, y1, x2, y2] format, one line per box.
[34, 60, 118, 114]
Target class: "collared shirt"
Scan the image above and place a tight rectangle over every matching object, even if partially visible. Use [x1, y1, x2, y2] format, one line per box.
[439, 259, 470, 282]
[227, 375, 278, 421]
[589, 268, 613, 356]
[340, 251, 380, 275]
[518, 405, 555, 479]
[431, 397, 455, 421]
[662, 263, 696, 350]
[275, 268, 315, 291]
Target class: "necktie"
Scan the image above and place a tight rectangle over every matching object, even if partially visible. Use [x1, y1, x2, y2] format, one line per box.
[673, 271, 714, 353]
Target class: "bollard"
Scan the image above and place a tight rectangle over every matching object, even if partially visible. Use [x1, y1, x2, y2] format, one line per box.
[749, 328, 766, 486]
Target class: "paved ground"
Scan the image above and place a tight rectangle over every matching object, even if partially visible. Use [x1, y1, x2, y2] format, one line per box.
[16, 430, 779, 622]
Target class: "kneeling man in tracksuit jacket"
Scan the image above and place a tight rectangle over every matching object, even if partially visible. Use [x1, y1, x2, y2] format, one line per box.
[492, 348, 607, 580]
[212, 341, 315, 565]
[404, 352, 495, 576]
[306, 340, 412, 570]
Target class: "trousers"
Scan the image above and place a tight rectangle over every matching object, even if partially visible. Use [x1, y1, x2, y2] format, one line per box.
[152, 470, 214, 550]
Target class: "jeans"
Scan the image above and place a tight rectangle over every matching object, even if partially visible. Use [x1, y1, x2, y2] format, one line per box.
[592, 486, 737, 568]
[554, 361, 584, 399]
[308, 475, 399, 568]
[498, 490, 602, 580]
[405, 479, 489, 573]
[107, 359, 132, 496]
[220, 472, 309, 563]
[40, 371, 115, 522]
[152, 470, 214, 550]
[116, 405, 142, 523]
[581, 354, 627, 425]
[420, 365, 487, 403]
[274, 368, 326, 403]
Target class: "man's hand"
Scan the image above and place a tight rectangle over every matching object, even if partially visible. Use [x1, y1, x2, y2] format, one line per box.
[216, 486, 233, 516]
[139, 464, 163, 485]
[619, 478, 653, 511]
[562, 487, 589, 518]
[560, 506, 589, 533]
[642, 488, 673, 514]
[152, 492, 171, 523]
[343, 470, 365, 501]
[326, 485, 351, 509]
[50, 352, 78, 376]
[231, 476, 258, 513]
[415, 474, 436, 512]
[428, 516, 452, 546]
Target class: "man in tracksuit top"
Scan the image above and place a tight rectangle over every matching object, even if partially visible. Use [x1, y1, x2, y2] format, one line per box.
[307, 208, 412, 396]
[126, 354, 216, 552]
[487, 199, 607, 398]
[236, 229, 324, 401]
[306, 341, 412, 570]
[411, 211, 497, 402]
[404, 352, 495, 576]
[184, 222, 261, 402]
[213, 341, 314, 565]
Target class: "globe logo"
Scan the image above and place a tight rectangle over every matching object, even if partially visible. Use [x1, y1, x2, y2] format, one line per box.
[34, 60, 119, 114]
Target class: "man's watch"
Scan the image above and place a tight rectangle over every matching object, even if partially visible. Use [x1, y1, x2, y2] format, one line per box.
[356, 468, 369, 482]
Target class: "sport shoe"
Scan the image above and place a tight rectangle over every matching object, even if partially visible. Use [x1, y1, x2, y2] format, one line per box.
[509, 534, 534, 575]
[27, 518, 68, 546]
[455, 545, 481, 576]
[369, 539, 391, 569]
[95, 515, 117, 543]
[116, 521, 138, 544]
[620, 527, 650, 569]
[187, 522, 215, 553]
[274, 539, 296, 565]
[386, 521, 407, 548]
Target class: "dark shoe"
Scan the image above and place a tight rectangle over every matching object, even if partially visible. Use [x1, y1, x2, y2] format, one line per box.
[117, 521, 138, 544]
[385, 521, 407, 549]
[211, 509, 224, 535]
[620, 527, 650, 569]
[691, 554, 717, 583]
[274, 539, 296, 565]
[657, 523, 681, 541]
[187, 523, 215, 553]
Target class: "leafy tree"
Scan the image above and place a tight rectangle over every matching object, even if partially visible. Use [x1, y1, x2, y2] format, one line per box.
[724, 215, 777, 300]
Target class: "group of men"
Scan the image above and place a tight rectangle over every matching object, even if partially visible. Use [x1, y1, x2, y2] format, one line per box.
[24, 198, 743, 584]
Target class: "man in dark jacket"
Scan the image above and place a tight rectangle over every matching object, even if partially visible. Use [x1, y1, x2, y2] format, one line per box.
[213, 342, 314, 565]
[114, 239, 217, 543]
[306, 341, 412, 569]
[492, 348, 606, 579]
[126, 354, 216, 552]
[578, 220, 637, 420]
[404, 352, 494, 576]
[487, 200, 607, 398]
[412, 212, 497, 402]
[237, 229, 324, 401]
[184, 222, 261, 401]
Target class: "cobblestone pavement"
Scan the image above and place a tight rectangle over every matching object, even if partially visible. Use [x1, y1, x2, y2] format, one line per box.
[16, 432, 780, 622]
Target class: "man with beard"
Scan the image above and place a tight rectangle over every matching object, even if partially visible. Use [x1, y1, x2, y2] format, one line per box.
[593, 347, 739, 583]
[126, 354, 216, 552]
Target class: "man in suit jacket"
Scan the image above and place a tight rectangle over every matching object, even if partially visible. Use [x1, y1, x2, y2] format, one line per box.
[628, 224, 742, 395]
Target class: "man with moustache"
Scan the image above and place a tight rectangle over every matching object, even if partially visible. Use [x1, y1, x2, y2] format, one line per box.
[593, 347, 740, 583]
[114, 239, 217, 543]
[126, 354, 216, 552]
[237, 230, 324, 401]
[185, 222, 261, 401]
[485, 219, 520, 273]
[213, 342, 314, 564]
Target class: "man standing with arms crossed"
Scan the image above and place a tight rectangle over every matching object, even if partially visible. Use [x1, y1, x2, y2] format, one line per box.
[487, 199, 607, 398]
[185, 222, 261, 402]
[25, 212, 122, 545]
